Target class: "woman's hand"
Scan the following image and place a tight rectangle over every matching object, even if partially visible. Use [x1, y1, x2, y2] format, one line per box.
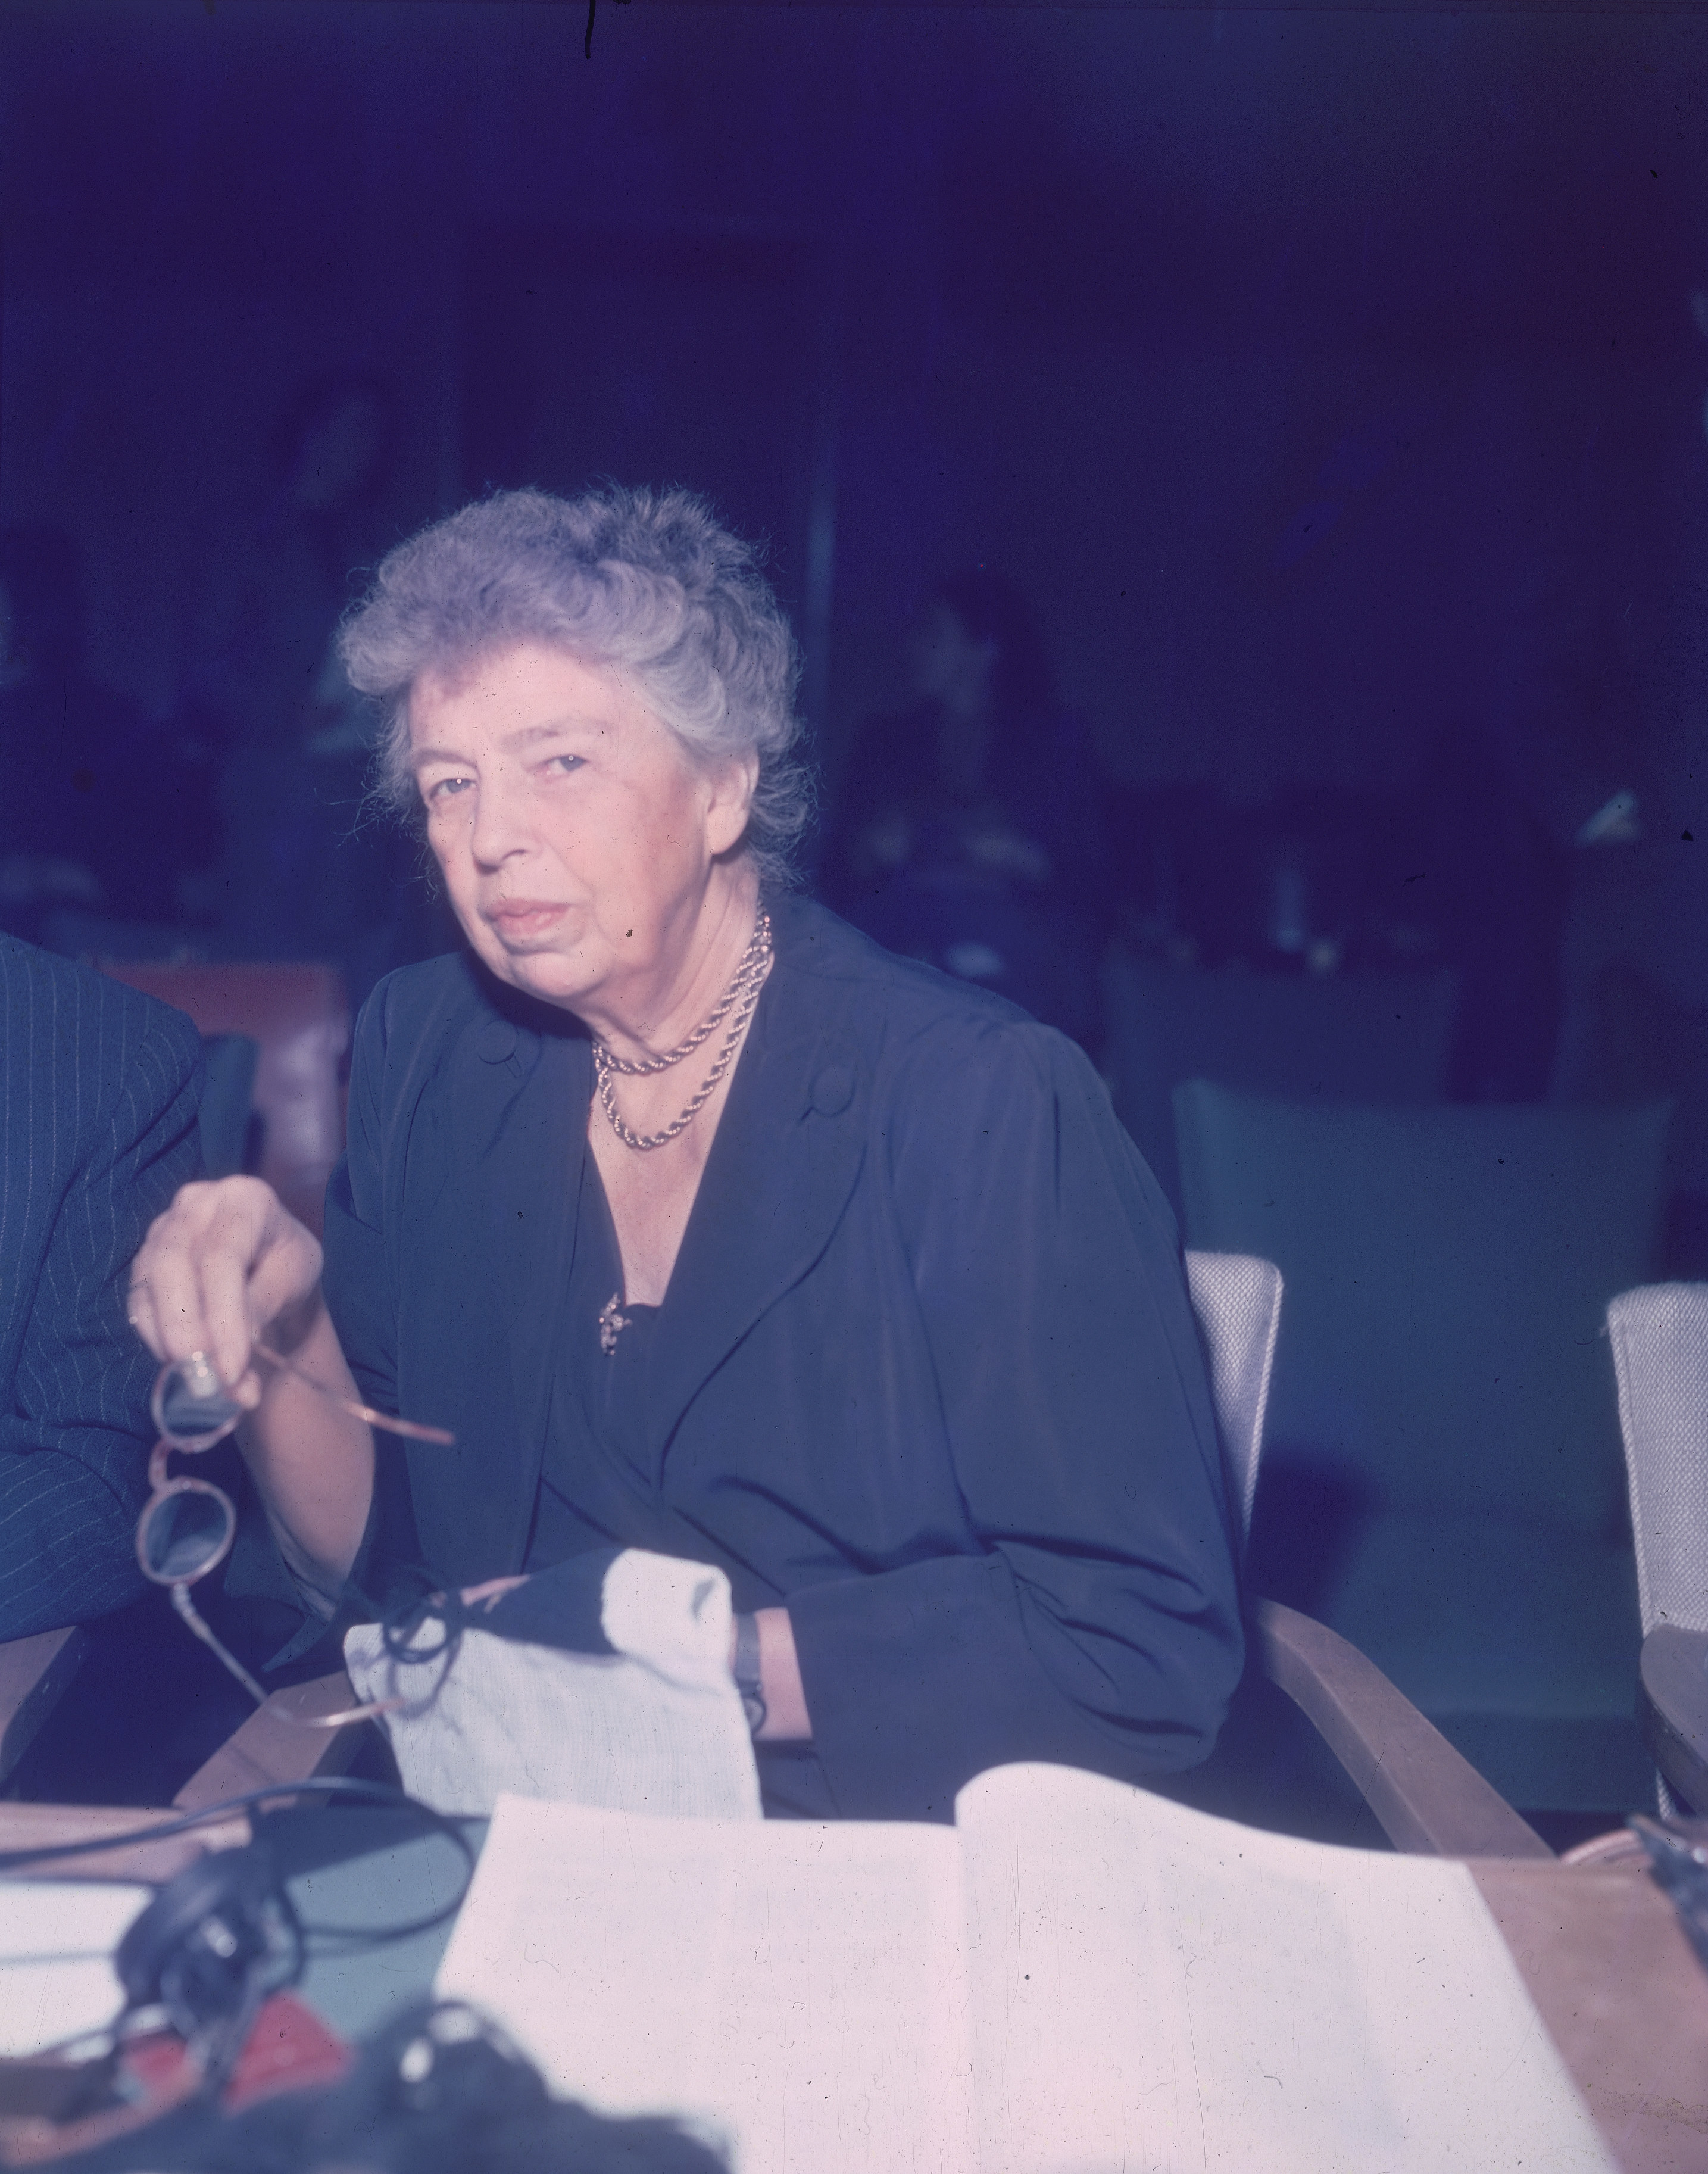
[130, 1177, 373, 1593]
[127, 1175, 323, 1408]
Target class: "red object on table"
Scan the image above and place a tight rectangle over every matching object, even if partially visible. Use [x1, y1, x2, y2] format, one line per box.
[0, 1995, 350, 2165]
[123, 1992, 351, 2111]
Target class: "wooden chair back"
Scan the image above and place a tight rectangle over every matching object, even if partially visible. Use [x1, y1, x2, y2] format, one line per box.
[99, 963, 351, 1236]
[1184, 1250, 1282, 1561]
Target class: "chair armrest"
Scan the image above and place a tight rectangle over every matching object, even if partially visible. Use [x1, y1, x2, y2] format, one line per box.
[0, 1801, 249, 1882]
[172, 1671, 374, 1813]
[1250, 1596, 1553, 1859]
[0, 1626, 89, 1787]
[1638, 1624, 1708, 1814]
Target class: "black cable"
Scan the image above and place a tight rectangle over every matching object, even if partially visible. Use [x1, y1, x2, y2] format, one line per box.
[290, 1803, 478, 1948]
[0, 1776, 477, 1948]
[9, 1788, 477, 2109]
[330, 1558, 472, 1696]
[0, 1570, 485, 1982]
[371, 1564, 472, 1673]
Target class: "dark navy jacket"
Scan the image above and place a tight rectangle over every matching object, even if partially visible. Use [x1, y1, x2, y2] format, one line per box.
[320, 896, 1243, 1820]
[0, 938, 202, 1637]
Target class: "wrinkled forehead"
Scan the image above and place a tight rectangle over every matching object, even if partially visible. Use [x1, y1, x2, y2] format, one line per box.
[402, 642, 689, 768]
[410, 639, 624, 706]
[407, 645, 627, 727]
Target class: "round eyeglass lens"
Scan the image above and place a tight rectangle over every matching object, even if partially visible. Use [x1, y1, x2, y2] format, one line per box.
[139, 1485, 236, 1584]
[151, 1356, 243, 1451]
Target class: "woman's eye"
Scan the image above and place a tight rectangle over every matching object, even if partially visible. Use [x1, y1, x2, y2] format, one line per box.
[424, 775, 472, 804]
[543, 754, 585, 778]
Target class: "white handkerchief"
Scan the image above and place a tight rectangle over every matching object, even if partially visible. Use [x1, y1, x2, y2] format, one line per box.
[344, 1549, 762, 1821]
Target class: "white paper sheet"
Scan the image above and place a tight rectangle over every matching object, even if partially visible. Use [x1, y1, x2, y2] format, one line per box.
[436, 1793, 972, 2174]
[957, 1765, 1616, 2174]
[0, 1882, 148, 2057]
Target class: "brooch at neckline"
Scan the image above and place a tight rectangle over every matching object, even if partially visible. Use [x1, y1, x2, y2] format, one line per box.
[597, 1292, 632, 1356]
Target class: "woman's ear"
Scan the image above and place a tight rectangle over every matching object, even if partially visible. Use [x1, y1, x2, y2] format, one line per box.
[705, 751, 760, 859]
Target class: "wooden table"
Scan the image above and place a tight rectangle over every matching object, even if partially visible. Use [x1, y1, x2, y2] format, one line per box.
[5, 1806, 1708, 2171]
[0, 1801, 249, 1885]
[1473, 1853, 1708, 2174]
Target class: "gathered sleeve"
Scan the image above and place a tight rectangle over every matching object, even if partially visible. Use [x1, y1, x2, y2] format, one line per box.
[786, 1016, 1244, 1819]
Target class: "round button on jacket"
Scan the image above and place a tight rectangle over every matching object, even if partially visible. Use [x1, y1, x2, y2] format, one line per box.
[475, 1020, 518, 1064]
[808, 1062, 855, 1116]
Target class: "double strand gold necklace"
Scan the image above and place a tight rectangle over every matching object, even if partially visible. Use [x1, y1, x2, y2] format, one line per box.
[591, 912, 773, 1154]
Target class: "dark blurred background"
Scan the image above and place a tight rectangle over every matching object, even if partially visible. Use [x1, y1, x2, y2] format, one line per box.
[1, 0, 1704, 1221]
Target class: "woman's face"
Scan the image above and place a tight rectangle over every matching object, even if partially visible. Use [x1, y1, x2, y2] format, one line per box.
[408, 642, 755, 1016]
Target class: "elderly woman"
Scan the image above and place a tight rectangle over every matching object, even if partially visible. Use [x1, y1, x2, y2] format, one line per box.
[129, 486, 1241, 1822]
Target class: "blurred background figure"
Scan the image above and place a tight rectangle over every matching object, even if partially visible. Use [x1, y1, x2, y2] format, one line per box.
[182, 372, 411, 1005]
[1109, 776, 1378, 982]
[820, 572, 1114, 1049]
[1107, 718, 1566, 1105]
[0, 527, 182, 947]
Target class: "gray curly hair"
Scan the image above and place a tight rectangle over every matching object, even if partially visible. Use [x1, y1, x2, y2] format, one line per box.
[338, 484, 812, 889]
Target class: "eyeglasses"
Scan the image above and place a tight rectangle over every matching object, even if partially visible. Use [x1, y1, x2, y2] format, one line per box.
[140, 1344, 454, 1724]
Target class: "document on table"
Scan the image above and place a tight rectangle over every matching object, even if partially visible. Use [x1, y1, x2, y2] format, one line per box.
[439, 1795, 970, 2172]
[0, 1882, 146, 2056]
[436, 1767, 1616, 2174]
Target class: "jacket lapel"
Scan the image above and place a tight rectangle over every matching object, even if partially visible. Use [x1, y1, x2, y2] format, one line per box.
[426, 999, 589, 1570]
[497, 1033, 589, 1476]
[641, 952, 867, 1483]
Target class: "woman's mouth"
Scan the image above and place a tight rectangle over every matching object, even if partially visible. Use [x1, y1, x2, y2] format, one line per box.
[485, 900, 567, 945]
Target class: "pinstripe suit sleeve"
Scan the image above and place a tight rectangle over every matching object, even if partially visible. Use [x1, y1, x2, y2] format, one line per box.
[0, 944, 204, 1637]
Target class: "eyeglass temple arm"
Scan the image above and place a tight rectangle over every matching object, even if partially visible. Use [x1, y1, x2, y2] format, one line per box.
[170, 1582, 269, 1707]
[170, 1579, 398, 1731]
[252, 1343, 455, 1445]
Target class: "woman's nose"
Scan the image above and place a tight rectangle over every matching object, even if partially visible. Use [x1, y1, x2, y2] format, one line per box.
[467, 778, 535, 868]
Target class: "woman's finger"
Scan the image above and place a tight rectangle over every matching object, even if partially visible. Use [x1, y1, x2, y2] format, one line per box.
[242, 1222, 324, 1346]
[195, 1246, 262, 1398]
[136, 1206, 223, 1367]
[196, 1183, 280, 1391]
[129, 1178, 271, 1380]
[462, 1576, 529, 1611]
[124, 1273, 161, 1358]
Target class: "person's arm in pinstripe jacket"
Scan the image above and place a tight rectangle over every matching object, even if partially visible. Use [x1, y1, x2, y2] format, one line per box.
[0, 937, 202, 1638]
